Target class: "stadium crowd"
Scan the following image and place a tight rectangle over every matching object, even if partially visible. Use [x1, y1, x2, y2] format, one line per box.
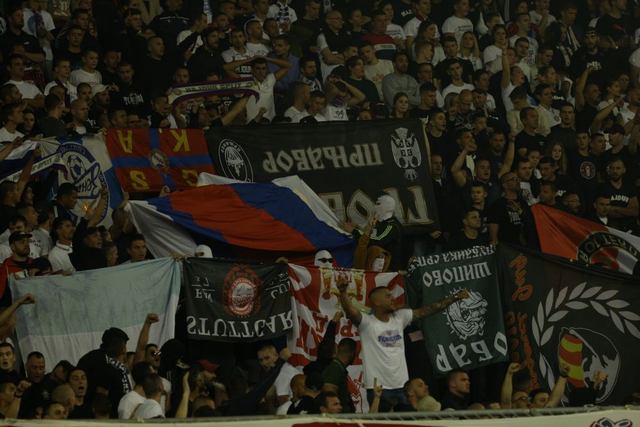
[0, 0, 639, 420]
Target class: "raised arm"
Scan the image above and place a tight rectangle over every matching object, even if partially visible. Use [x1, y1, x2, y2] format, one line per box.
[500, 362, 521, 408]
[501, 48, 511, 90]
[546, 363, 569, 408]
[87, 186, 109, 227]
[133, 313, 159, 364]
[336, 273, 362, 326]
[0, 294, 34, 326]
[498, 140, 516, 178]
[220, 97, 249, 126]
[412, 289, 469, 321]
[16, 146, 39, 199]
[574, 67, 592, 112]
[340, 79, 366, 107]
[266, 56, 291, 81]
[451, 147, 470, 188]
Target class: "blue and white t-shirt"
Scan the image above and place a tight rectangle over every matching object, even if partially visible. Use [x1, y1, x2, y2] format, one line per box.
[358, 308, 413, 389]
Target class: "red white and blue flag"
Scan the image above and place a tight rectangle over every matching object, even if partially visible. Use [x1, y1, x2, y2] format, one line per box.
[106, 128, 214, 193]
[127, 180, 355, 265]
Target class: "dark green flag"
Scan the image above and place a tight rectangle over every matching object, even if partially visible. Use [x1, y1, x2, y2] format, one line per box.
[407, 246, 507, 374]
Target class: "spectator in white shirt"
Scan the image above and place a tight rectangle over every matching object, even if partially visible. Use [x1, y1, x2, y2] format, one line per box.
[361, 43, 394, 101]
[48, 217, 76, 273]
[222, 28, 259, 78]
[132, 374, 165, 419]
[442, 0, 474, 45]
[242, 56, 291, 122]
[403, 0, 432, 53]
[284, 82, 310, 123]
[245, 19, 271, 56]
[267, 0, 297, 34]
[44, 58, 77, 102]
[118, 362, 151, 419]
[441, 60, 475, 99]
[70, 49, 102, 87]
[306, 90, 327, 122]
[4, 55, 43, 109]
[0, 102, 25, 143]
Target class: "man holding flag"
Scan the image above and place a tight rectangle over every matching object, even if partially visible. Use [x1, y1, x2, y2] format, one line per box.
[337, 272, 468, 412]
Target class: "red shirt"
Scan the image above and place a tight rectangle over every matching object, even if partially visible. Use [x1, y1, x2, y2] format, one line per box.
[0, 257, 31, 300]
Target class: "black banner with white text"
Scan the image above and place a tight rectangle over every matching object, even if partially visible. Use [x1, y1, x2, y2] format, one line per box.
[206, 120, 438, 231]
[184, 259, 293, 342]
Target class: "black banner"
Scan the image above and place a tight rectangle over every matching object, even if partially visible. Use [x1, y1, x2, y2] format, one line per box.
[206, 120, 438, 231]
[498, 244, 640, 405]
[407, 246, 508, 375]
[184, 259, 293, 342]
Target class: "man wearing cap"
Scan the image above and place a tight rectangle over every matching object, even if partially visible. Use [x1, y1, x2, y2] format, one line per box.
[0, 231, 33, 306]
[77, 327, 132, 417]
[569, 28, 604, 80]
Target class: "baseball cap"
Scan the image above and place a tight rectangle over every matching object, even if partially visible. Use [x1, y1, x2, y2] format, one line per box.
[197, 359, 219, 373]
[92, 84, 108, 97]
[9, 232, 32, 244]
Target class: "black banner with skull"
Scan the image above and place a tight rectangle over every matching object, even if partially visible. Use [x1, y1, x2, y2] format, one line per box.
[406, 246, 508, 375]
[205, 119, 438, 231]
[498, 244, 640, 405]
[184, 258, 293, 342]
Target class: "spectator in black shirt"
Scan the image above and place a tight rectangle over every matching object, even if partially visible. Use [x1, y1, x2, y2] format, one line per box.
[588, 193, 611, 226]
[188, 28, 223, 82]
[599, 158, 638, 231]
[538, 156, 575, 198]
[114, 62, 146, 115]
[548, 102, 577, 152]
[148, 0, 189, 52]
[77, 327, 131, 418]
[56, 26, 85, 70]
[488, 171, 532, 246]
[447, 207, 489, 251]
[410, 82, 437, 118]
[0, 4, 45, 66]
[39, 94, 68, 138]
[441, 370, 471, 410]
[137, 36, 176, 97]
[515, 107, 546, 158]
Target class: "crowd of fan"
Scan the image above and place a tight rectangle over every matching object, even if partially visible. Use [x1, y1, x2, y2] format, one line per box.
[0, 0, 639, 420]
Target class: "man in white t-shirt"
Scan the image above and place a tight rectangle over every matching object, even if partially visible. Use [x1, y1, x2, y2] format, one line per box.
[241, 56, 291, 122]
[441, 0, 474, 45]
[222, 28, 260, 78]
[118, 362, 151, 419]
[284, 82, 310, 123]
[132, 374, 165, 419]
[4, 55, 43, 109]
[337, 273, 468, 411]
[0, 102, 25, 143]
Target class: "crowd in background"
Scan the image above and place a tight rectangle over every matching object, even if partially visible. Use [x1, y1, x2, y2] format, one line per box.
[0, 0, 639, 420]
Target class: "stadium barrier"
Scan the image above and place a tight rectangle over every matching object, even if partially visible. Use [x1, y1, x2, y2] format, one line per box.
[4, 407, 640, 426]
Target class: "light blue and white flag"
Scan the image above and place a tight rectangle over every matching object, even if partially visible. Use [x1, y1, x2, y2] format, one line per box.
[1, 135, 123, 226]
[9, 258, 181, 365]
[54, 135, 123, 227]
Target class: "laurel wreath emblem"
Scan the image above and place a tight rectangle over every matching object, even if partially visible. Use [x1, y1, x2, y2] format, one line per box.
[531, 282, 640, 378]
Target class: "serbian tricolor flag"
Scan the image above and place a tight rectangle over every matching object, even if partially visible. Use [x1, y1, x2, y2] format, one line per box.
[106, 128, 214, 193]
[127, 181, 355, 265]
[532, 204, 640, 276]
